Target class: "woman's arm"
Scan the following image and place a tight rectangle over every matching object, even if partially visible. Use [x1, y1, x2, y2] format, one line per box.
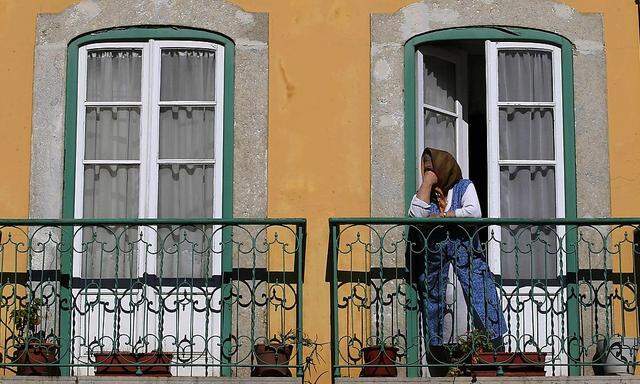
[453, 182, 482, 218]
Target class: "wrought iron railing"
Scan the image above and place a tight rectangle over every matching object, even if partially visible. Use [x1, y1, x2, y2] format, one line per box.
[0, 218, 305, 377]
[329, 218, 640, 378]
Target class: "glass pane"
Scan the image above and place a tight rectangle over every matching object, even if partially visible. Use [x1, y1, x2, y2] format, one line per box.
[500, 165, 557, 279]
[82, 164, 139, 279]
[160, 49, 215, 101]
[85, 107, 140, 160]
[424, 54, 456, 112]
[86, 50, 142, 102]
[157, 164, 214, 278]
[424, 109, 456, 155]
[81, 225, 138, 279]
[159, 107, 215, 159]
[498, 50, 553, 102]
[499, 107, 554, 160]
[499, 225, 558, 280]
[158, 164, 214, 217]
[83, 165, 139, 218]
[157, 225, 213, 279]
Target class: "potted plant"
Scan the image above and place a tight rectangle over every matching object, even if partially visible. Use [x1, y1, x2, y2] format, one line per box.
[93, 350, 173, 377]
[10, 297, 60, 376]
[252, 330, 296, 377]
[359, 339, 399, 377]
[447, 329, 547, 377]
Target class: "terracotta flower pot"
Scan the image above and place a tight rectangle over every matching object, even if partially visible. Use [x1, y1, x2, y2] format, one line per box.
[359, 345, 398, 377]
[13, 343, 60, 376]
[94, 351, 173, 377]
[251, 343, 293, 377]
[471, 351, 547, 377]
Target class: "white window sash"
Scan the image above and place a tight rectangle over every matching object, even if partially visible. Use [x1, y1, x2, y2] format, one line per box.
[485, 40, 565, 276]
[73, 41, 225, 278]
[415, 45, 469, 181]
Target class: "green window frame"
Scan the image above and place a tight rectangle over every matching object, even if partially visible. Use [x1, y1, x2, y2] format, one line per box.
[60, 26, 236, 376]
[62, 26, 235, 221]
[403, 26, 576, 220]
[402, 26, 580, 376]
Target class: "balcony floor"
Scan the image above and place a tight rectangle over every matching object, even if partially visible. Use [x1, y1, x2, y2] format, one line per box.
[0, 378, 300, 384]
[337, 377, 640, 383]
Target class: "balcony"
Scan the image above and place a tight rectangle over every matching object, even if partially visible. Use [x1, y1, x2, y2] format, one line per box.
[329, 218, 640, 381]
[0, 218, 305, 381]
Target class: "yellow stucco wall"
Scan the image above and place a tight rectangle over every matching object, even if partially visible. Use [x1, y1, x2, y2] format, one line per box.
[1, 0, 639, 381]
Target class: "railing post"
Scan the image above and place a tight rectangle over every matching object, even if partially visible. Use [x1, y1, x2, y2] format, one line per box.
[405, 269, 420, 377]
[58, 224, 73, 376]
[330, 223, 341, 379]
[220, 224, 233, 377]
[566, 225, 581, 376]
[295, 222, 306, 377]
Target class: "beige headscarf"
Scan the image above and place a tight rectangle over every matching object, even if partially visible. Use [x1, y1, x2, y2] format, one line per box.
[423, 147, 463, 212]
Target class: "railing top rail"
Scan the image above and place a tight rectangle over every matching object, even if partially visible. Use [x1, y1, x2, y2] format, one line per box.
[329, 217, 640, 226]
[0, 217, 307, 226]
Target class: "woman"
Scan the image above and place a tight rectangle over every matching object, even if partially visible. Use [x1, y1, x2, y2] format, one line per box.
[407, 147, 507, 348]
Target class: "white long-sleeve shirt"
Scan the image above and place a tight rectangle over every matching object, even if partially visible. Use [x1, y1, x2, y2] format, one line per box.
[408, 182, 482, 218]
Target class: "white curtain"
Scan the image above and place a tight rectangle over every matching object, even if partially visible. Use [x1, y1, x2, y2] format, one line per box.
[498, 50, 553, 102]
[424, 54, 456, 112]
[423, 54, 457, 154]
[82, 165, 139, 279]
[157, 49, 217, 278]
[160, 50, 215, 101]
[159, 107, 215, 159]
[498, 50, 557, 279]
[157, 165, 214, 278]
[87, 50, 141, 101]
[83, 50, 142, 279]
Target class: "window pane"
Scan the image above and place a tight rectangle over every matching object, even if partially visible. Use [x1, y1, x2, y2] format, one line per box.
[424, 109, 456, 156]
[159, 107, 215, 159]
[424, 54, 456, 112]
[82, 165, 139, 279]
[86, 50, 142, 102]
[85, 107, 140, 160]
[160, 49, 215, 101]
[157, 164, 214, 278]
[499, 225, 558, 280]
[83, 165, 139, 218]
[157, 225, 213, 279]
[158, 164, 214, 218]
[499, 165, 556, 279]
[498, 50, 553, 102]
[81, 225, 138, 279]
[499, 107, 554, 160]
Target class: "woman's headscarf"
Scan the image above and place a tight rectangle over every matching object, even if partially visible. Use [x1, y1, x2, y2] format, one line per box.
[423, 147, 462, 194]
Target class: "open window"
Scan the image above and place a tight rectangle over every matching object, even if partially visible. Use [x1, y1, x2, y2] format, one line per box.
[415, 40, 565, 281]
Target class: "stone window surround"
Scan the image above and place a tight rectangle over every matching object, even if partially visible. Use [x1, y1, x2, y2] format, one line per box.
[30, 0, 268, 220]
[370, 0, 609, 219]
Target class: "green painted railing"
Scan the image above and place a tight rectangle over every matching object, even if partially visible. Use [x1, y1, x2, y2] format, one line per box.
[0, 218, 305, 377]
[329, 217, 640, 378]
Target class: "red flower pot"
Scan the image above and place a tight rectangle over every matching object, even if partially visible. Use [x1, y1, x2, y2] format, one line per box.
[359, 346, 398, 377]
[94, 351, 173, 377]
[13, 343, 60, 376]
[471, 351, 547, 377]
[251, 343, 293, 377]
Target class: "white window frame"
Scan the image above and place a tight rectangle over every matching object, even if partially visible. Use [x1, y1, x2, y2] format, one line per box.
[485, 41, 565, 277]
[415, 45, 469, 180]
[73, 40, 225, 278]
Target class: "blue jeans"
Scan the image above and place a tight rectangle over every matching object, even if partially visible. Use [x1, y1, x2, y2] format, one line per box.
[418, 236, 507, 346]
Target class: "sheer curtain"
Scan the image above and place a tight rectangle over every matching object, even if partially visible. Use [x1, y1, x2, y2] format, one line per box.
[497, 50, 557, 279]
[83, 50, 142, 279]
[157, 49, 216, 278]
[423, 54, 457, 155]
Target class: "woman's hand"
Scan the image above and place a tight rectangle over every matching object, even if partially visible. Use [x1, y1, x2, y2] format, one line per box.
[417, 170, 437, 202]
